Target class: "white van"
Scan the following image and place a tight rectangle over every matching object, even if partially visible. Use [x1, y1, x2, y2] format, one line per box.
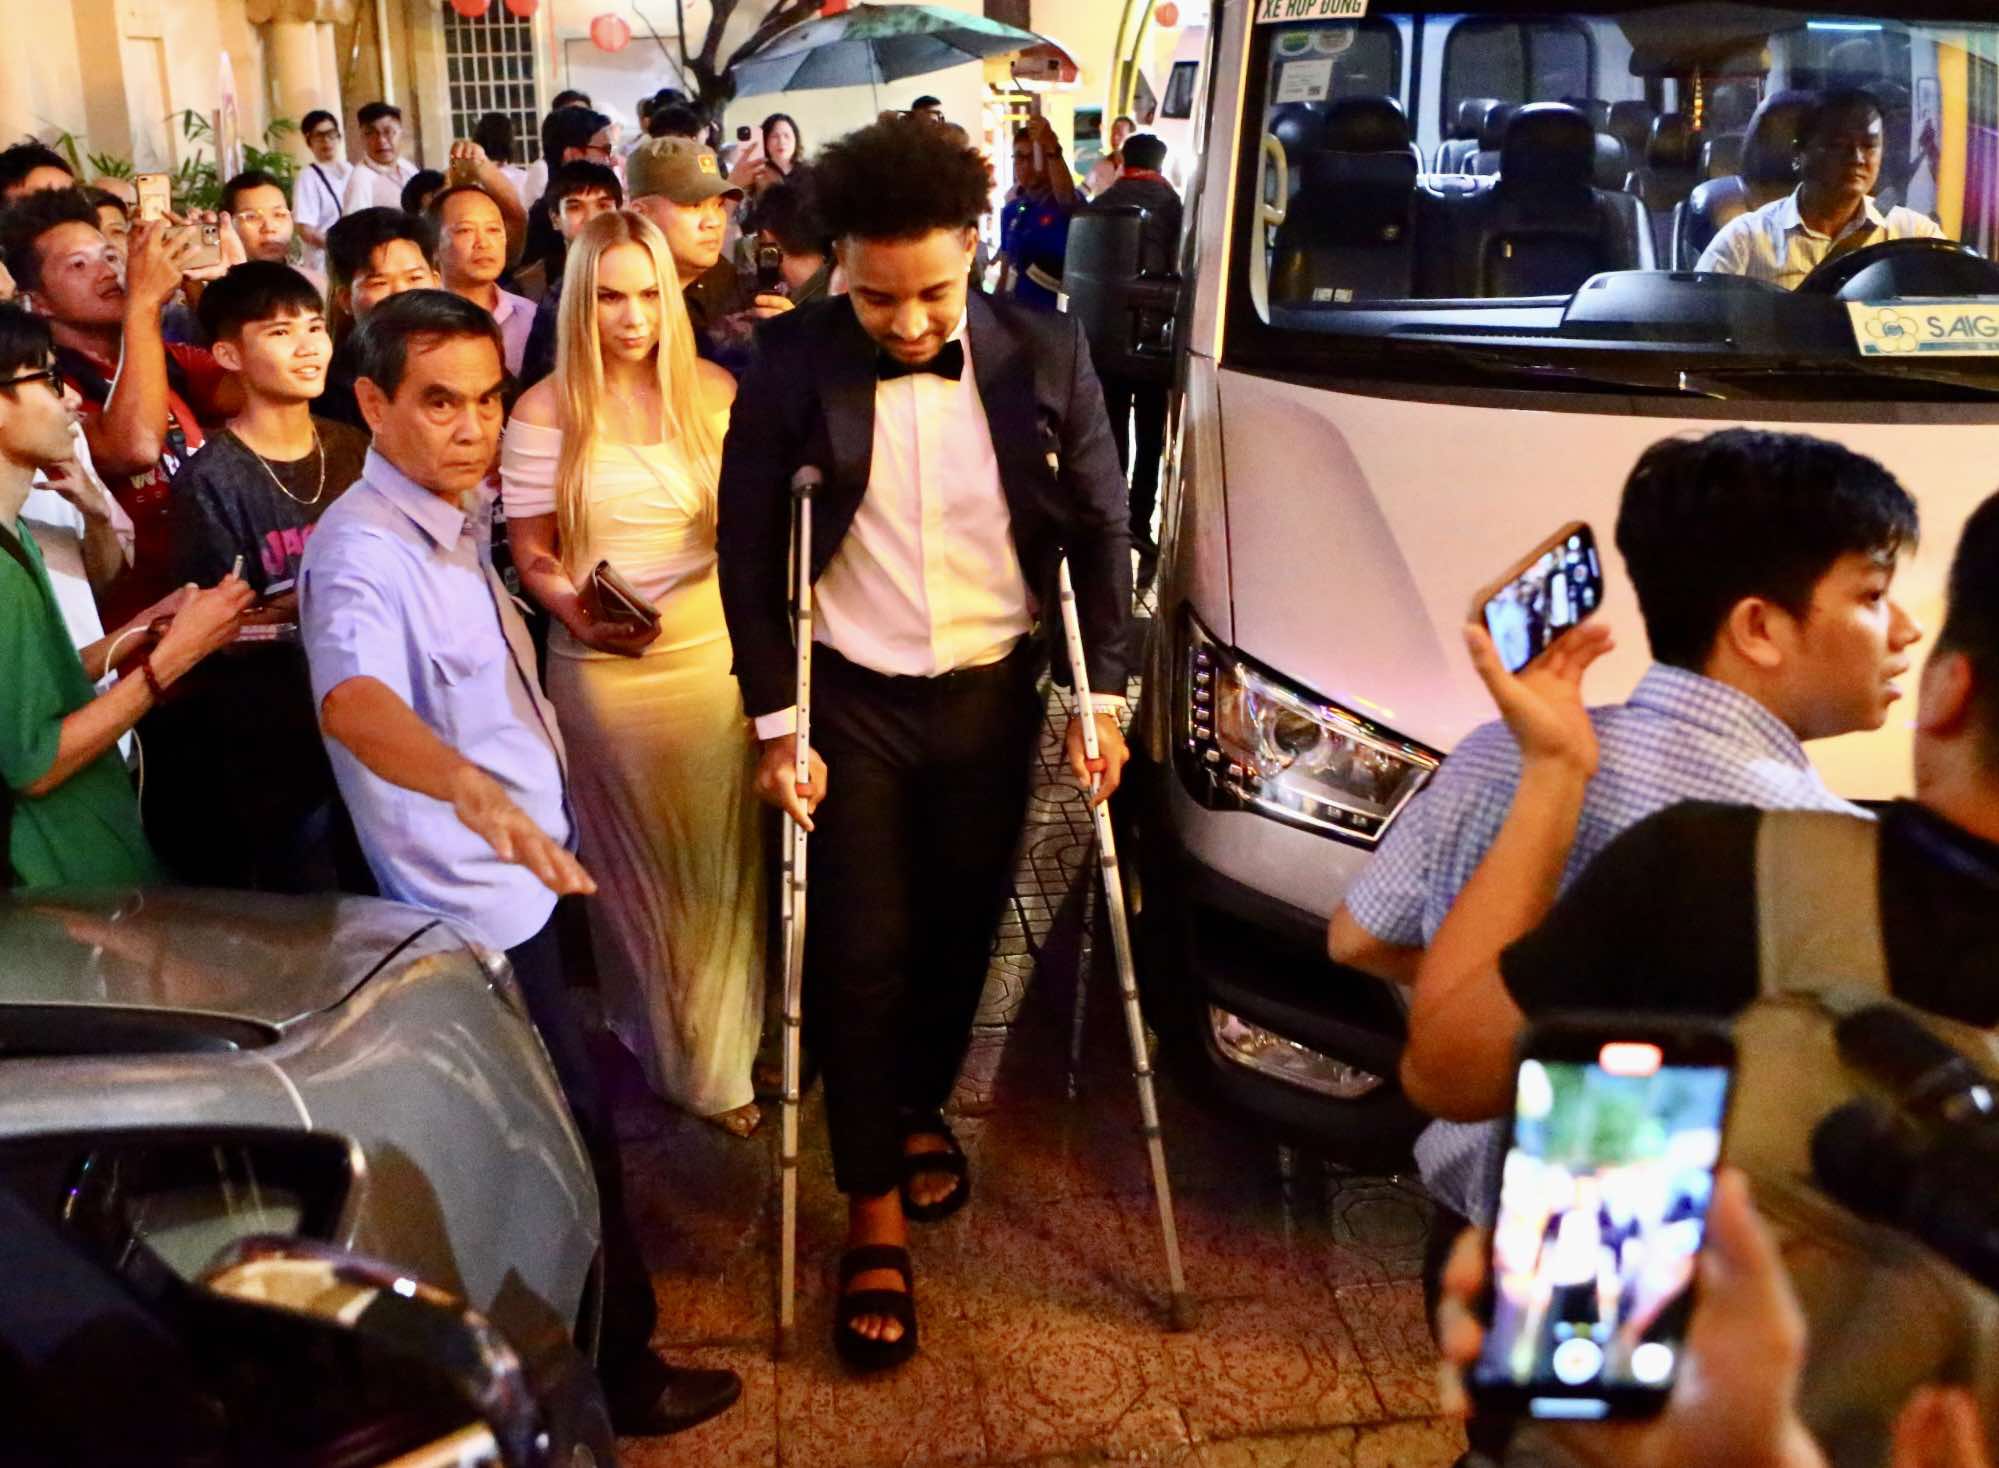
[1151, 24, 1210, 190]
[1119, 0, 1999, 1166]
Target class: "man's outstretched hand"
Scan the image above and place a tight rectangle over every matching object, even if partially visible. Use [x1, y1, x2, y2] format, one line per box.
[448, 765, 596, 895]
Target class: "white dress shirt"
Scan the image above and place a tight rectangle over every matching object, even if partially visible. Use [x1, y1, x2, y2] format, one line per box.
[521, 157, 550, 210]
[1696, 188, 1943, 289]
[342, 157, 420, 215]
[294, 159, 352, 273]
[753, 315, 1033, 739]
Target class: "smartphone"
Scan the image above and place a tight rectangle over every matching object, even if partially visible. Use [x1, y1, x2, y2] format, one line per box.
[447, 155, 480, 187]
[172, 220, 223, 272]
[1470, 521, 1603, 675]
[1470, 1017, 1736, 1422]
[755, 242, 784, 294]
[736, 125, 753, 142]
[134, 173, 172, 225]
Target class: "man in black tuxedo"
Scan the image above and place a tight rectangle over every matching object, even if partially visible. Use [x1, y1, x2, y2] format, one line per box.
[717, 116, 1133, 1370]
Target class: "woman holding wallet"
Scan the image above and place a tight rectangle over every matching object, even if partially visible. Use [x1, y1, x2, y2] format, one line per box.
[501, 209, 767, 1136]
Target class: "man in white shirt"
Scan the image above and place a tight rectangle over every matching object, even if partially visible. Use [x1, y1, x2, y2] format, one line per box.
[1697, 87, 1945, 289]
[24, 423, 132, 655]
[716, 116, 1134, 1372]
[293, 110, 352, 277]
[341, 102, 420, 216]
[520, 90, 599, 210]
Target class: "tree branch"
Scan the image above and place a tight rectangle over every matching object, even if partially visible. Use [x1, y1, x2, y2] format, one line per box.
[723, 0, 823, 72]
[695, 0, 743, 76]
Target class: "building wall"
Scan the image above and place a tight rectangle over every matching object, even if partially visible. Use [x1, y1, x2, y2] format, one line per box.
[0, 0, 320, 176]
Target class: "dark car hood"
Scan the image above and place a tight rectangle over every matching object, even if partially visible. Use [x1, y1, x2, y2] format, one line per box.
[0, 889, 448, 1029]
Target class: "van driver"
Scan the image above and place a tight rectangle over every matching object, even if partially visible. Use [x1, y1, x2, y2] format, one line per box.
[1696, 86, 1943, 290]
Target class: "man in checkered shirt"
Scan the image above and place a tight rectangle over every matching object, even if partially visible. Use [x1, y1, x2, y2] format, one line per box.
[1329, 428, 1925, 1226]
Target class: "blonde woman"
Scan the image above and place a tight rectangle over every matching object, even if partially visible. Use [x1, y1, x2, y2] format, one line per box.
[501, 210, 766, 1136]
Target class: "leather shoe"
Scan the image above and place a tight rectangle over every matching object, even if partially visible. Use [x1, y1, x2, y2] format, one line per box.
[606, 1361, 742, 1437]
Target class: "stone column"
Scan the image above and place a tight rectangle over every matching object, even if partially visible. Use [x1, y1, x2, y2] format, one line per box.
[249, 0, 355, 159]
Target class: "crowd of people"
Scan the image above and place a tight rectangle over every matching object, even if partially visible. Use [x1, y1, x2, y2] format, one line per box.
[0, 91, 1182, 1431]
[4, 68, 1995, 1468]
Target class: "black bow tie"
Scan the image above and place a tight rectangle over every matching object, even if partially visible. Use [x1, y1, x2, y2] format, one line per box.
[876, 340, 965, 382]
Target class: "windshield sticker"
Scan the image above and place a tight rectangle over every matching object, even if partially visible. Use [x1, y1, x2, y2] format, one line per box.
[1256, 0, 1369, 23]
[1849, 302, 1999, 357]
[1274, 57, 1336, 104]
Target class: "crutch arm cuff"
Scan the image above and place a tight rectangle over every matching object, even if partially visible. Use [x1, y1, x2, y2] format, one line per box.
[754, 706, 800, 740]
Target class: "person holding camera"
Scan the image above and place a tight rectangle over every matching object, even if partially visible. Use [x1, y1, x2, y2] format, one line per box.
[500, 211, 767, 1138]
[0, 187, 245, 626]
[0, 301, 251, 889]
[1396, 474, 1999, 1461]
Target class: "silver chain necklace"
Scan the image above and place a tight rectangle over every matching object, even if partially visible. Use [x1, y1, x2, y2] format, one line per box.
[236, 424, 325, 507]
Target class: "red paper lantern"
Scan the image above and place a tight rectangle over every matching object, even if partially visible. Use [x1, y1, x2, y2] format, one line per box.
[589, 13, 630, 51]
[504, 0, 537, 14]
[448, 0, 490, 17]
[1155, 2, 1179, 26]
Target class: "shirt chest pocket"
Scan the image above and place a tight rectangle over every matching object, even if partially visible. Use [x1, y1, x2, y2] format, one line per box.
[426, 636, 508, 747]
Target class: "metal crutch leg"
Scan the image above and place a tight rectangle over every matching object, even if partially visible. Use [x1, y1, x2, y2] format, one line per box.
[1057, 556, 1194, 1331]
[776, 467, 820, 1361]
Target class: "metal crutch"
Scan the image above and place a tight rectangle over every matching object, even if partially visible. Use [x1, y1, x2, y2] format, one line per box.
[1056, 554, 1195, 1332]
[776, 464, 821, 1361]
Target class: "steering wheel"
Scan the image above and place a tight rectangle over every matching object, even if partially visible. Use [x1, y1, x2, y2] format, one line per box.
[1796, 236, 1999, 299]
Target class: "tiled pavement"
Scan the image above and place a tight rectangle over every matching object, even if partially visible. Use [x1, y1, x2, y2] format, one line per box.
[600, 676, 1463, 1467]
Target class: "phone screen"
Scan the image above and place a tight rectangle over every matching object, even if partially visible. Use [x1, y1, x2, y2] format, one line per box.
[1482, 526, 1603, 674]
[1473, 1026, 1733, 1420]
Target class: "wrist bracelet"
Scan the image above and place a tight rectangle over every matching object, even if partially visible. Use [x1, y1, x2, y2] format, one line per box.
[140, 655, 166, 701]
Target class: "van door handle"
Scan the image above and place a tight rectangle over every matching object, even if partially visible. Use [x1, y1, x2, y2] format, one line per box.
[1260, 133, 1288, 230]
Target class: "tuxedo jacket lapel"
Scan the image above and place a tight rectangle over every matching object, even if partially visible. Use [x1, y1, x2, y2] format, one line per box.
[968, 291, 1062, 595]
[811, 303, 879, 576]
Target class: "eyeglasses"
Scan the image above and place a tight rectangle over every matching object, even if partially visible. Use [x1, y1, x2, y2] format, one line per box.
[0, 366, 60, 392]
[306, 127, 341, 141]
[581, 143, 614, 159]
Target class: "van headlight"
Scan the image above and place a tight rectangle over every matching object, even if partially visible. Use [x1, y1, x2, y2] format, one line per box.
[1180, 613, 1438, 844]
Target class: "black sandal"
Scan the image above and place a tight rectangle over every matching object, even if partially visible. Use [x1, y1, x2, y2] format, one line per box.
[898, 1109, 972, 1224]
[834, 1244, 918, 1372]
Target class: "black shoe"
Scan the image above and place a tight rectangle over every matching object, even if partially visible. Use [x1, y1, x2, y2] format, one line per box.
[605, 1361, 742, 1437]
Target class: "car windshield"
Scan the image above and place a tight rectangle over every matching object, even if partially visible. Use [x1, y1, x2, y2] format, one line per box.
[1231, 3, 1999, 399]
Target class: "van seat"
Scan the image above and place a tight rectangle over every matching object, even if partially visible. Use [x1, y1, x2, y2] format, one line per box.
[1270, 97, 1421, 305]
[1702, 134, 1744, 179]
[1436, 96, 1499, 173]
[1468, 101, 1521, 175]
[1456, 103, 1655, 297]
[1632, 114, 1703, 262]
[1607, 100, 1659, 163]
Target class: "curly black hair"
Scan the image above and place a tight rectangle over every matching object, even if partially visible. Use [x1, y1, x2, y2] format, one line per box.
[812, 115, 988, 243]
[0, 185, 102, 293]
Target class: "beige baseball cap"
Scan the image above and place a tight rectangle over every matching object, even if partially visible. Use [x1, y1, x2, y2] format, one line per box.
[626, 136, 744, 205]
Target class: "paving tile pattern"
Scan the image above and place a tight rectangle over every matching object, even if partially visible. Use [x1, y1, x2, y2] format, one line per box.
[605, 617, 1461, 1466]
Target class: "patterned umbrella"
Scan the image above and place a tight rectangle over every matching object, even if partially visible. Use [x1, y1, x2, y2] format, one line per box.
[729, 3, 1050, 98]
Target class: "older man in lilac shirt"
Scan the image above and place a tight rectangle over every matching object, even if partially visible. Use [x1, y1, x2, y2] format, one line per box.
[299, 289, 741, 1437]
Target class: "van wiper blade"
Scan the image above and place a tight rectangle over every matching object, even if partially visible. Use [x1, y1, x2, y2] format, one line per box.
[1384, 342, 1726, 398]
[1698, 358, 1999, 400]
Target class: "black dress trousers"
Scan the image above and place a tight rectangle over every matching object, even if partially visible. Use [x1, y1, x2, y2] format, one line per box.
[802, 639, 1045, 1198]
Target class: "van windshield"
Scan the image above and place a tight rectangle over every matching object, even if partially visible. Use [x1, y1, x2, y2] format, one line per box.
[1230, 3, 1999, 400]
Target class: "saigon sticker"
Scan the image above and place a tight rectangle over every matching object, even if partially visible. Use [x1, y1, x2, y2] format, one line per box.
[1849, 300, 1999, 357]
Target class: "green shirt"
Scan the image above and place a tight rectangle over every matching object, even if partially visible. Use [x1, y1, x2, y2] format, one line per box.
[0, 521, 157, 888]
